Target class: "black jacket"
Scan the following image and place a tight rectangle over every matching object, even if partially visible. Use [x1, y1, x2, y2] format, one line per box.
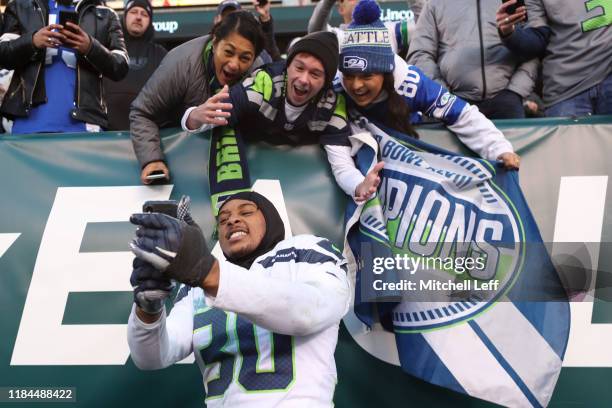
[0, 0, 128, 128]
[103, 9, 166, 130]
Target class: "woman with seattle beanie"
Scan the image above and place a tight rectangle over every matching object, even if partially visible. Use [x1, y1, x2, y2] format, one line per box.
[325, 0, 520, 202]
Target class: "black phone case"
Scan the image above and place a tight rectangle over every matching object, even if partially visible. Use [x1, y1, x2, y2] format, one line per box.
[142, 201, 179, 218]
[504, 0, 525, 15]
[59, 11, 78, 27]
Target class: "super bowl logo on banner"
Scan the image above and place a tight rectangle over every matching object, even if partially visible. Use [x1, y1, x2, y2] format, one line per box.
[367, 132, 524, 332]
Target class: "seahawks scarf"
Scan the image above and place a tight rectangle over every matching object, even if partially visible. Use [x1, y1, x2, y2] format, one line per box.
[202, 41, 251, 214]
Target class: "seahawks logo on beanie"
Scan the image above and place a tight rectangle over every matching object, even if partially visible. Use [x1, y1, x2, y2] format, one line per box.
[343, 56, 368, 71]
[339, 0, 395, 74]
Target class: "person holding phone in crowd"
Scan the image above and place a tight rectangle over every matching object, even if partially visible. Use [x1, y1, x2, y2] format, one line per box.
[0, 0, 128, 133]
[496, 0, 611, 117]
[407, 0, 538, 119]
[127, 192, 350, 406]
[329, 0, 519, 202]
[130, 11, 267, 185]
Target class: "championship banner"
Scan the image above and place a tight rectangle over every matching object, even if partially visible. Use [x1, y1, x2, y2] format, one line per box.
[343, 120, 570, 407]
[0, 118, 612, 407]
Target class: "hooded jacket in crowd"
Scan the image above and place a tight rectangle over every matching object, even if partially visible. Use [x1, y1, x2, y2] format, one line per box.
[104, 1, 167, 131]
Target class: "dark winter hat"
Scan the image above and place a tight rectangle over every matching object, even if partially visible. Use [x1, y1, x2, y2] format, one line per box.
[339, 0, 395, 74]
[217, 0, 242, 16]
[125, 0, 153, 18]
[286, 31, 339, 88]
[218, 191, 285, 269]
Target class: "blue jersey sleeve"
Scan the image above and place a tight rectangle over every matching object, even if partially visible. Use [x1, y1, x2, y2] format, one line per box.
[396, 64, 467, 126]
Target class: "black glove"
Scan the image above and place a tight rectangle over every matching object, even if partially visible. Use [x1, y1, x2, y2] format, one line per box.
[131, 258, 174, 315]
[129, 203, 216, 288]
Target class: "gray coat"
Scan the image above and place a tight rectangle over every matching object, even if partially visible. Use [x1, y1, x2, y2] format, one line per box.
[407, 0, 538, 102]
[130, 36, 210, 167]
[130, 35, 271, 167]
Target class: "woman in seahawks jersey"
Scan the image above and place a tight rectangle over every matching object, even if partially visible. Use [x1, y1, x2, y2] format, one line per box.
[326, 0, 521, 202]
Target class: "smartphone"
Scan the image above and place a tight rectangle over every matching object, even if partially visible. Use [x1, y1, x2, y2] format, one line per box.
[145, 170, 168, 181]
[143, 200, 179, 218]
[59, 10, 79, 28]
[146, 170, 166, 179]
[502, 0, 525, 16]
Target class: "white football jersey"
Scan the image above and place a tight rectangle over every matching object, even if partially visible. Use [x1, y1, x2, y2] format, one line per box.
[128, 235, 351, 407]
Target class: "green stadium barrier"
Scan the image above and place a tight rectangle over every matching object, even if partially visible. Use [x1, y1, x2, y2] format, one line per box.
[0, 116, 611, 406]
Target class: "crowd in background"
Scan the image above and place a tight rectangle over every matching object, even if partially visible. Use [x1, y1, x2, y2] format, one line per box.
[0, 0, 609, 134]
